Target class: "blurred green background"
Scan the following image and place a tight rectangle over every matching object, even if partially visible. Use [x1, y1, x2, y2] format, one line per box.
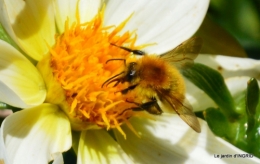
[197, 0, 260, 59]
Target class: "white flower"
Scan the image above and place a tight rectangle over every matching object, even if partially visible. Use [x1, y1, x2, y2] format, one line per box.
[1, 0, 257, 164]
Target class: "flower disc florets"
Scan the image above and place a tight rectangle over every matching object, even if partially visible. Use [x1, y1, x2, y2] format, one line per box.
[37, 10, 141, 137]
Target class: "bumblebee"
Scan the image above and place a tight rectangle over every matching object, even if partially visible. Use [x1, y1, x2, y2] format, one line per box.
[103, 37, 202, 133]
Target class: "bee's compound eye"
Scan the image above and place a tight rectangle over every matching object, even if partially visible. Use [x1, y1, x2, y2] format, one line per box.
[129, 62, 137, 76]
[130, 70, 136, 76]
[126, 62, 137, 81]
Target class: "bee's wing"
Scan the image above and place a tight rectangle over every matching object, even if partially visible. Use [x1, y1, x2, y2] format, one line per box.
[157, 91, 201, 133]
[160, 37, 203, 69]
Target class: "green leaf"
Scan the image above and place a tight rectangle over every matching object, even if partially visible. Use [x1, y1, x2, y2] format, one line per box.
[203, 78, 260, 158]
[199, 76, 260, 157]
[194, 16, 247, 58]
[245, 78, 260, 157]
[251, 102, 260, 158]
[182, 63, 239, 119]
[204, 108, 248, 150]
[233, 90, 246, 113]
[204, 107, 230, 138]
[0, 102, 8, 110]
[204, 107, 246, 144]
[245, 78, 258, 147]
[246, 78, 259, 117]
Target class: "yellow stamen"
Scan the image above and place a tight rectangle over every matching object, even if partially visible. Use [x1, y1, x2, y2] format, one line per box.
[114, 118, 126, 139]
[124, 119, 141, 138]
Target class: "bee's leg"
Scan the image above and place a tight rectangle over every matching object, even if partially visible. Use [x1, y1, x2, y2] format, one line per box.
[139, 100, 163, 115]
[116, 84, 138, 94]
[122, 99, 163, 115]
[102, 71, 125, 88]
[110, 43, 145, 55]
[118, 105, 143, 116]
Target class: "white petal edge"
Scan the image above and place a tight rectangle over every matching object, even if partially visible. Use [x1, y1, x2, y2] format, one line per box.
[0, 40, 46, 108]
[104, 0, 209, 54]
[0, 128, 10, 164]
[78, 129, 133, 164]
[0, 0, 55, 61]
[1, 103, 72, 164]
[53, 0, 102, 33]
[225, 76, 260, 97]
[115, 114, 260, 164]
[196, 55, 260, 79]
[52, 153, 64, 164]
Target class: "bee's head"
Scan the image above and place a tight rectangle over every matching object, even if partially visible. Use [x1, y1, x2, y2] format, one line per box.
[102, 60, 140, 88]
[102, 43, 143, 88]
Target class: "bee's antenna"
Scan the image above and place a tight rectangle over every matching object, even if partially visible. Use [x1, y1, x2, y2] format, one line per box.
[118, 108, 132, 116]
[110, 43, 145, 56]
[106, 58, 126, 65]
[102, 71, 125, 88]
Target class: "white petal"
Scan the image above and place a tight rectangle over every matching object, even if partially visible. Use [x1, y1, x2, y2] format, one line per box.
[0, 40, 46, 108]
[104, 0, 209, 54]
[196, 55, 260, 79]
[53, 0, 102, 33]
[0, 128, 10, 164]
[78, 130, 132, 164]
[52, 153, 64, 164]
[1, 103, 72, 164]
[0, 0, 55, 61]
[115, 115, 260, 164]
[225, 76, 260, 96]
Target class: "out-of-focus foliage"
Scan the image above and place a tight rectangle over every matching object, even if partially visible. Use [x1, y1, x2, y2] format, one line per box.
[195, 16, 247, 58]
[184, 64, 260, 158]
[208, 0, 260, 59]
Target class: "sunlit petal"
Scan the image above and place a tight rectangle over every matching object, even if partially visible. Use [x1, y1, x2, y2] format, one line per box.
[0, 0, 55, 61]
[52, 153, 64, 164]
[78, 130, 132, 164]
[225, 76, 260, 96]
[196, 55, 260, 79]
[0, 128, 9, 164]
[115, 115, 260, 164]
[53, 0, 102, 33]
[1, 103, 72, 164]
[104, 0, 209, 54]
[0, 40, 46, 108]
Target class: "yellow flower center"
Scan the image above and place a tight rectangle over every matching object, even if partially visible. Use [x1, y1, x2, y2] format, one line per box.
[38, 9, 142, 138]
